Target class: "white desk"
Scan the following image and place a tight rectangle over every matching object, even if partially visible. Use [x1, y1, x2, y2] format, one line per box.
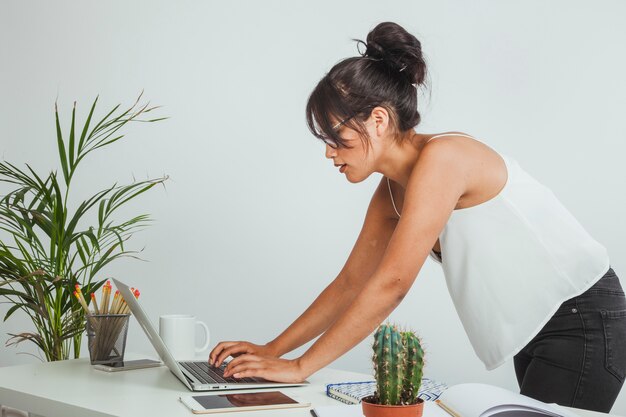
[0, 358, 616, 417]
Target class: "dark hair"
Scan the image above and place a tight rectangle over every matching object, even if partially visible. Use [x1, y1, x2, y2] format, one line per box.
[305, 22, 428, 149]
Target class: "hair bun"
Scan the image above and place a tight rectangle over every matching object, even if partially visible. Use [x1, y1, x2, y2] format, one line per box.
[358, 22, 427, 86]
[363, 39, 386, 61]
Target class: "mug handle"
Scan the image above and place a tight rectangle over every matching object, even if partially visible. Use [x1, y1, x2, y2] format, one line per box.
[195, 321, 210, 353]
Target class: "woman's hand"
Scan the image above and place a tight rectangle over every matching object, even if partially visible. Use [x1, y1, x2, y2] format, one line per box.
[222, 354, 308, 383]
[208, 341, 278, 368]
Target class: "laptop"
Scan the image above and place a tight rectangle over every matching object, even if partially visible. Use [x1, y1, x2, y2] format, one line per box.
[112, 278, 309, 391]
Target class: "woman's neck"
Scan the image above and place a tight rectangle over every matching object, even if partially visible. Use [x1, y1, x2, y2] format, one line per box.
[377, 132, 429, 188]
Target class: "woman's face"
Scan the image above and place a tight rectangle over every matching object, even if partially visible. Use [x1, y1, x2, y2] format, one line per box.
[325, 115, 382, 183]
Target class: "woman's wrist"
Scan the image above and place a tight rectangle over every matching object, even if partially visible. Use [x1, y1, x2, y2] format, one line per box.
[294, 354, 317, 378]
[265, 340, 284, 357]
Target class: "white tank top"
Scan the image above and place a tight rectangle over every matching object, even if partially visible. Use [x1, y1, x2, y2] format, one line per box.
[387, 133, 610, 370]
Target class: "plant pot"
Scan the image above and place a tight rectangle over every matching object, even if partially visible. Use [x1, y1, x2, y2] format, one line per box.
[361, 396, 424, 417]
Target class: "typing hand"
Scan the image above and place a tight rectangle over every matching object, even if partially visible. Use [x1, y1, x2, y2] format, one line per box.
[208, 341, 277, 368]
[222, 354, 307, 384]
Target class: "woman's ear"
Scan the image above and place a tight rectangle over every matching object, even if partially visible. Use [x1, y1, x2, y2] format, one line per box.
[370, 107, 390, 138]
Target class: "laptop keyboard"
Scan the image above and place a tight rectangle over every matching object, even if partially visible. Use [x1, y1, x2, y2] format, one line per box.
[180, 361, 263, 385]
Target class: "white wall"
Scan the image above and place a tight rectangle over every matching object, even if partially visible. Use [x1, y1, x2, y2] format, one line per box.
[1, 0, 626, 414]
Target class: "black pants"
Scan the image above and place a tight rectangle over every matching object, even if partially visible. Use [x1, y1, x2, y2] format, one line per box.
[514, 267, 626, 413]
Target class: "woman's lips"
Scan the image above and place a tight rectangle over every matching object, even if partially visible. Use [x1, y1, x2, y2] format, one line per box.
[339, 164, 347, 173]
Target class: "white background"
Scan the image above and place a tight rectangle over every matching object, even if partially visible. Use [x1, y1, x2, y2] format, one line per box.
[1, 0, 625, 414]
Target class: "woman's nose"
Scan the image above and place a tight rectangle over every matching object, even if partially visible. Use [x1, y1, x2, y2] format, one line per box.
[325, 144, 337, 159]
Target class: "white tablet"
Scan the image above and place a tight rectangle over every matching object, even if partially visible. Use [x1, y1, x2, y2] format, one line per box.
[179, 391, 311, 414]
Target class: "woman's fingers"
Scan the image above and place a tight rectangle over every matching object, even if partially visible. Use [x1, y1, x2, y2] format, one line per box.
[208, 341, 239, 366]
[209, 341, 274, 367]
[222, 356, 307, 383]
[211, 342, 256, 367]
[232, 367, 270, 379]
[224, 354, 262, 375]
[223, 355, 264, 377]
[208, 341, 232, 365]
[215, 344, 247, 367]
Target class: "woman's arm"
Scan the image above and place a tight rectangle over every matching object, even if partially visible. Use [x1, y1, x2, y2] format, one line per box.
[210, 177, 399, 366]
[265, 178, 400, 356]
[222, 140, 467, 381]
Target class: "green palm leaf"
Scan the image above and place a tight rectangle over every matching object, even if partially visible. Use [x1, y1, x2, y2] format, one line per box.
[0, 93, 167, 361]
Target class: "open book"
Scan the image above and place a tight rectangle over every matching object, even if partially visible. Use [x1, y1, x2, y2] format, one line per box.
[313, 383, 581, 417]
[435, 383, 580, 417]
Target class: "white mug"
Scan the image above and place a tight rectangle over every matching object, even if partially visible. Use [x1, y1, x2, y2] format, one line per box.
[159, 314, 210, 361]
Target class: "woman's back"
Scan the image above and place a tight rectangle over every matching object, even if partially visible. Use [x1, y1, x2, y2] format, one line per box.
[387, 133, 508, 214]
[388, 133, 609, 369]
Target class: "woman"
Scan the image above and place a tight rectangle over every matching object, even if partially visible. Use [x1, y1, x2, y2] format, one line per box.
[208, 22, 626, 412]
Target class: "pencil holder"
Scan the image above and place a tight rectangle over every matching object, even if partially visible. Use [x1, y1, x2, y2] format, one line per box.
[86, 314, 130, 365]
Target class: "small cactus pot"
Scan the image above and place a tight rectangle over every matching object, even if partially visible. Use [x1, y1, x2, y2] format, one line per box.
[361, 396, 424, 417]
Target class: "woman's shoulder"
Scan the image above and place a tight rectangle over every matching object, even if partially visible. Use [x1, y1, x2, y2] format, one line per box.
[418, 132, 508, 209]
[421, 131, 501, 163]
[422, 131, 485, 148]
[417, 131, 484, 169]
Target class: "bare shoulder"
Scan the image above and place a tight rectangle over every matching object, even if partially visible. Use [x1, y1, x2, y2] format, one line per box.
[420, 131, 497, 161]
[419, 132, 508, 209]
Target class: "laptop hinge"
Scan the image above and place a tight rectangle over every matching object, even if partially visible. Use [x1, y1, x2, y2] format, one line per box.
[180, 366, 202, 386]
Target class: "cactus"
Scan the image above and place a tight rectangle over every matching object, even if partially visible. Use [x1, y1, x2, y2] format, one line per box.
[402, 331, 424, 404]
[373, 324, 405, 405]
[371, 323, 424, 406]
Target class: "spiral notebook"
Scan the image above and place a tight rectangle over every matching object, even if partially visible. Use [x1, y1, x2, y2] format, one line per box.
[326, 377, 448, 404]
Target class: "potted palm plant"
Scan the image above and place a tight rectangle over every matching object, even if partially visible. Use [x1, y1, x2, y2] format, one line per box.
[361, 323, 425, 417]
[0, 93, 167, 361]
